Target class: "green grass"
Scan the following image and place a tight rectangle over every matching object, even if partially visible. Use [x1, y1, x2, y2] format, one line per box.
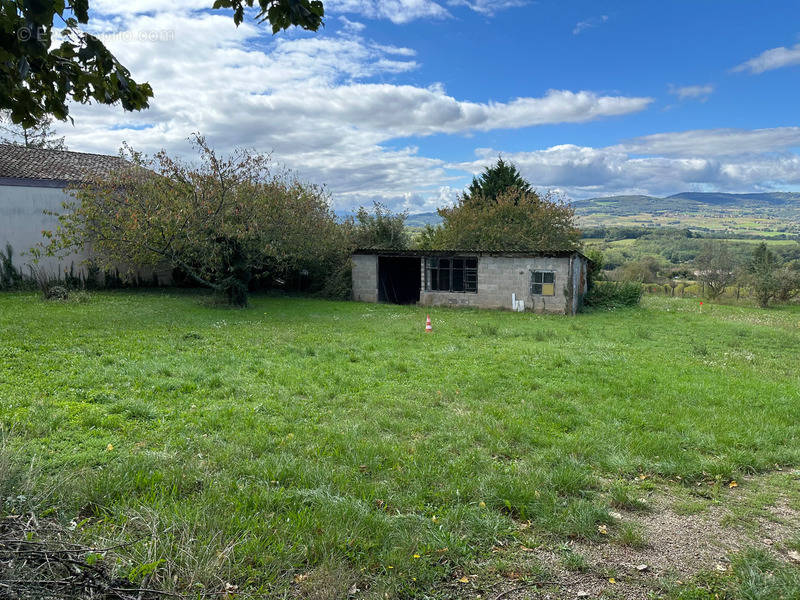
[667, 549, 800, 599]
[1, 291, 799, 598]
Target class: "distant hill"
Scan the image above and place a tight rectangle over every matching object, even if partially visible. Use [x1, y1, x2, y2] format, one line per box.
[405, 211, 441, 227]
[350, 191, 800, 236]
[571, 191, 800, 235]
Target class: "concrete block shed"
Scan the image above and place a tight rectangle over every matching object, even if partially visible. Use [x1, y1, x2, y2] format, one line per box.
[352, 249, 591, 315]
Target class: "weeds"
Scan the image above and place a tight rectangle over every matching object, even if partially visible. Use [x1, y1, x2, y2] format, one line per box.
[608, 481, 649, 511]
[614, 522, 648, 549]
[668, 548, 800, 599]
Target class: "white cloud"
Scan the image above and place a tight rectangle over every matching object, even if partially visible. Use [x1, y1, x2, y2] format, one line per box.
[325, 0, 525, 22]
[338, 16, 366, 32]
[325, 0, 450, 24]
[668, 83, 714, 101]
[732, 41, 800, 74]
[573, 15, 608, 35]
[55, 7, 651, 211]
[456, 128, 800, 199]
[447, 0, 527, 16]
[618, 127, 800, 157]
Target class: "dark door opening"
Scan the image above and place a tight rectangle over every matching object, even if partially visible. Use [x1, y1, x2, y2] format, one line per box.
[378, 256, 421, 304]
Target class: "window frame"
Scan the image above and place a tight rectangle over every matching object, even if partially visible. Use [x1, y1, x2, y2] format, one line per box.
[425, 256, 478, 293]
[531, 270, 556, 296]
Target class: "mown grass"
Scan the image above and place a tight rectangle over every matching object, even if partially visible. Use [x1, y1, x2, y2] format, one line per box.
[0, 291, 799, 598]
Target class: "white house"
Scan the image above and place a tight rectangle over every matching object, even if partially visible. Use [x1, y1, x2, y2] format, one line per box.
[0, 144, 127, 276]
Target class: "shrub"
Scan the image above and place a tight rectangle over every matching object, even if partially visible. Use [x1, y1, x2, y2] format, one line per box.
[45, 285, 70, 301]
[582, 281, 643, 310]
[0, 244, 24, 290]
[43, 136, 347, 307]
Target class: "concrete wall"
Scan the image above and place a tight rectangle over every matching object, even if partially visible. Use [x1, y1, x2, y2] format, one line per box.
[419, 255, 574, 314]
[0, 183, 89, 276]
[351, 253, 378, 302]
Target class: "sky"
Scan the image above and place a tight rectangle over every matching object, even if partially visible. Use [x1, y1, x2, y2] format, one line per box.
[55, 0, 800, 211]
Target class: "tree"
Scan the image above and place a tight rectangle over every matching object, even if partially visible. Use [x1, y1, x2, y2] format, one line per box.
[432, 186, 581, 251]
[0, 111, 66, 149]
[746, 242, 780, 308]
[462, 157, 532, 208]
[0, 0, 324, 126]
[351, 202, 409, 250]
[617, 256, 666, 283]
[694, 241, 736, 299]
[41, 136, 343, 307]
[775, 261, 800, 302]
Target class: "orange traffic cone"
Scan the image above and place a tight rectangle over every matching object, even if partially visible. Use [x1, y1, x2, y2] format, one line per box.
[425, 314, 432, 333]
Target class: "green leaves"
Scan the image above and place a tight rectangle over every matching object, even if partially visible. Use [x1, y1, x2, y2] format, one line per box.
[2, 0, 325, 126]
[462, 157, 533, 209]
[1, 0, 153, 127]
[212, 0, 324, 32]
[49, 136, 343, 306]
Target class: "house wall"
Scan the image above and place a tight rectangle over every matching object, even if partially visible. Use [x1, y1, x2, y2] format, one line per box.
[0, 183, 89, 276]
[1, 182, 174, 285]
[419, 255, 574, 314]
[351, 253, 378, 302]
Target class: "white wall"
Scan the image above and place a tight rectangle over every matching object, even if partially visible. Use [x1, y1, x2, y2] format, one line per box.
[0, 183, 90, 276]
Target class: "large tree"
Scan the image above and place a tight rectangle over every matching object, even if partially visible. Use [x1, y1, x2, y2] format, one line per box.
[0, 0, 324, 126]
[0, 110, 66, 149]
[351, 202, 409, 250]
[419, 157, 580, 251]
[461, 157, 532, 208]
[746, 242, 780, 308]
[431, 186, 581, 251]
[694, 241, 736, 299]
[41, 136, 344, 306]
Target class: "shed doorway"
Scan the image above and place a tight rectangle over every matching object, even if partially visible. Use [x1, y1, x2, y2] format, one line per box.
[378, 256, 421, 304]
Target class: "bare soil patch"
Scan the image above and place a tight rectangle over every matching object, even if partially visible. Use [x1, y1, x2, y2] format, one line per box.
[464, 470, 800, 600]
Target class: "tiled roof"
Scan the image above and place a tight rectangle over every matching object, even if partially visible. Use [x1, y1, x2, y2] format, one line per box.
[0, 144, 129, 183]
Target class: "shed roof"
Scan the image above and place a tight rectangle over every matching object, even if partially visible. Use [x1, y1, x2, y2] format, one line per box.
[0, 144, 128, 186]
[353, 248, 591, 261]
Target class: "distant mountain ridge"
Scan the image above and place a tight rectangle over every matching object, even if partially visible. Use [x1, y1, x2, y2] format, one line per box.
[571, 191, 800, 233]
[574, 191, 800, 208]
[342, 192, 800, 234]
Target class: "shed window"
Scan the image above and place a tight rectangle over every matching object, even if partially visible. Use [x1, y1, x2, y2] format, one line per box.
[531, 271, 555, 296]
[426, 257, 478, 293]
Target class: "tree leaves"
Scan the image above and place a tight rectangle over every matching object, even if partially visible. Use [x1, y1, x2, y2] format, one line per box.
[45, 136, 345, 306]
[1, 0, 325, 125]
[212, 0, 324, 33]
[433, 186, 581, 252]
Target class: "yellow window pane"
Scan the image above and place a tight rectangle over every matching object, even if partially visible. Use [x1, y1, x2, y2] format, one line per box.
[541, 283, 555, 296]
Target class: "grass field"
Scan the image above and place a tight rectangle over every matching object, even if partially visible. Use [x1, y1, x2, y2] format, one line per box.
[1, 292, 799, 598]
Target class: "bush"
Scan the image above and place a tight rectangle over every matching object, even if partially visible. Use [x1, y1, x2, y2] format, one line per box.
[0, 244, 24, 290]
[583, 281, 643, 310]
[45, 285, 69, 301]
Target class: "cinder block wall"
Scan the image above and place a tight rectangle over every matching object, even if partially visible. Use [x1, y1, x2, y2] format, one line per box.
[351, 254, 378, 302]
[419, 255, 573, 314]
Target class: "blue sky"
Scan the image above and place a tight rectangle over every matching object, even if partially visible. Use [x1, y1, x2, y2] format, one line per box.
[60, 0, 800, 210]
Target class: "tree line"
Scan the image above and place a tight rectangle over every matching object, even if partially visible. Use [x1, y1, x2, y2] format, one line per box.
[29, 143, 799, 308]
[37, 144, 576, 306]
